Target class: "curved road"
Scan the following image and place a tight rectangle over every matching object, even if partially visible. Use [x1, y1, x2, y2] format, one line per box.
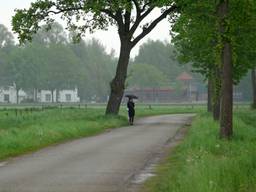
[0, 114, 194, 192]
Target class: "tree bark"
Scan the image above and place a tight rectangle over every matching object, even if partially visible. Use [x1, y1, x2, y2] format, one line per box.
[34, 88, 38, 102]
[212, 67, 221, 121]
[16, 88, 19, 104]
[218, 0, 233, 139]
[105, 38, 132, 115]
[51, 89, 54, 103]
[207, 77, 213, 112]
[56, 89, 59, 103]
[252, 68, 256, 109]
[220, 42, 233, 138]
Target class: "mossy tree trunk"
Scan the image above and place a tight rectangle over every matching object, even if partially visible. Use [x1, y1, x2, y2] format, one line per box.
[252, 68, 256, 109]
[218, 0, 233, 139]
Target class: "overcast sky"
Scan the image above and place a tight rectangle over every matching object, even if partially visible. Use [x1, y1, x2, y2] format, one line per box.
[0, 0, 171, 57]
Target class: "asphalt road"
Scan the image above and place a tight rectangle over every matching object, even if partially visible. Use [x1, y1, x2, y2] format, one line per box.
[0, 114, 194, 192]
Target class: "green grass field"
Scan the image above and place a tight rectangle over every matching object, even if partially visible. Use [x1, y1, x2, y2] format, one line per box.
[143, 109, 256, 192]
[0, 105, 203, 161]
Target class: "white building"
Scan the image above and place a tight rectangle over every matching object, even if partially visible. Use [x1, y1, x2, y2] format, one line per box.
[58, 89, 80, 103]
[0, 86, 17, 103]
[39, 88, 80, 103]
[0, 85, 80, 103]
[0, 85, 27, 104]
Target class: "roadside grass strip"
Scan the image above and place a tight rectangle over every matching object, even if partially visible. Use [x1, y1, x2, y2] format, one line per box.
[143, 110, 256, 192]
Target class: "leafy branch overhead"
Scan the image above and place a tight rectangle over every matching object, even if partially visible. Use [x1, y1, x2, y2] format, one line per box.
[12, 0, 177, 45]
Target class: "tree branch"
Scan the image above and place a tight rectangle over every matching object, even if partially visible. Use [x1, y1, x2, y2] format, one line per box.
[46, 6, 83, 16]
[141, 2, 151, 12]
[129, 6, 154, 36]
[101, 8, 118, 20]
[124, 9, 131, 33]
[131, 5, 178, 47]
[131, 0, 141, 16]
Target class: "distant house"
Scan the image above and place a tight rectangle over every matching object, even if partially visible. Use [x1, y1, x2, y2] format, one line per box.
[0, 84, 80, 103]
[0, 85, 27, 104]
[39, 88, 80, 103]
[0, 86, 16, 103]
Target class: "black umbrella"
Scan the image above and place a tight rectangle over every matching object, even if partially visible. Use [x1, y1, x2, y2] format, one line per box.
[125, 94, 138, 99]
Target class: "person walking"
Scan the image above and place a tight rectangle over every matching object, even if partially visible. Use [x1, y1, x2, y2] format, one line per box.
[127, 98, 135, 125]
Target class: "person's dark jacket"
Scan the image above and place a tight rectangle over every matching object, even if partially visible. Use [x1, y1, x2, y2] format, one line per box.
[127, 100, 135, 117]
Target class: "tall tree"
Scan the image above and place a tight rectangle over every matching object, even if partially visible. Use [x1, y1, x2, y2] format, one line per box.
[7, 47, 30, 103]
[39, 43, 81, 102]
[252, 68, 256, 109]
[127, 63, 169, 88]
[171, 0, 256, 138]
[69, 38, 116, 102]
[134, 40, 183, 81]
[171, 1, 221, 120]
[217, 0, 233, 138]
[33, 22, 67, 45]
[0, 24, 15, 85]
[0, 24, 15, 51]
[12, 0, 178, 114]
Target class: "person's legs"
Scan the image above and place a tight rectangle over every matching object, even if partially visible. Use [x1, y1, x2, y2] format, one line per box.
[131, 116, 134, 125]
[128, 114, 132, 125]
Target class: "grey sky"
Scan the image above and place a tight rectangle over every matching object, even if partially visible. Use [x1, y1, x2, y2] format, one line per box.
[0, 0, 171, 57]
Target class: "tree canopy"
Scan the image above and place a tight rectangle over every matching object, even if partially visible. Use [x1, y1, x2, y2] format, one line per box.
[171, 0, 256, 138]
[12, 0, 179, 114]
[0, 23, 118, 102]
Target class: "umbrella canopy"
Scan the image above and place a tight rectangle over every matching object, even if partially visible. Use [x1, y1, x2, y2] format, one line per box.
[125, 94, 138, 99]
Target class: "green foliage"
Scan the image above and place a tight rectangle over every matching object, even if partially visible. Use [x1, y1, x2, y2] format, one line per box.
[127, 63, 169, 88]
[12, 0, 180, 114]
[41, 43, 81, 90]
[32, 22, 68, 45]
[69, 38, 117, 102]
[144, 109, 256, 192]
[172, 0, 256, 83]
[0, 23, 117, 102]
[12, 0, 176, 44]
[0, 24, 15, 50]
[0, 51, 10, 85]
[134, 40, 186, 81]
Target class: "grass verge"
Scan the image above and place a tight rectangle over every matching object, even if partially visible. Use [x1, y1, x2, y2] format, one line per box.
[142, 109, 256, 192]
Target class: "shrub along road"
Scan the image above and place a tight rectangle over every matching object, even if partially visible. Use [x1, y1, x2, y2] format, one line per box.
[0, 114, 194, 192]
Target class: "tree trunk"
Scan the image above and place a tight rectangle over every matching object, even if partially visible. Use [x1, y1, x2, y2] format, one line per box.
[218, 0, 233, 139]
[34, 88, 38, 102]
[212, 68, 221, 121]
[16, 88, 19, 104]
[207, 77, 213, 112]
[56, 89, 59, 103]
[51, 89, 54, 103]
[220, 42, 233, 138]
[251, 68, 256, 109]
[105, 38, 132, 115]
